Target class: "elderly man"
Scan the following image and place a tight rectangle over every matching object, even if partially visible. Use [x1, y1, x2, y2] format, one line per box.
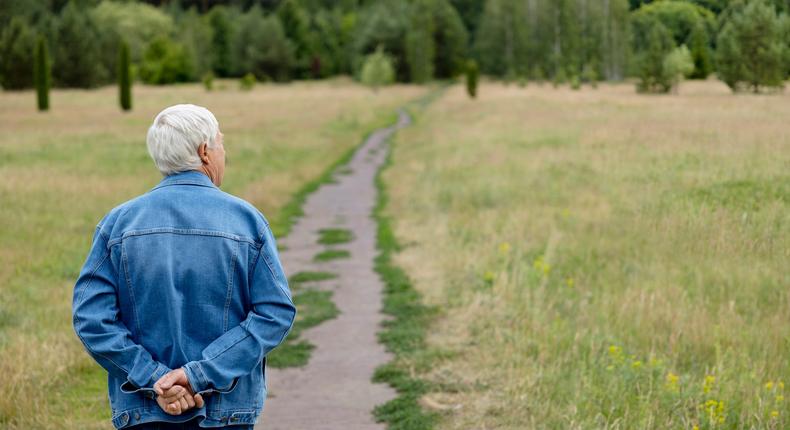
[72, 104, 296, 429]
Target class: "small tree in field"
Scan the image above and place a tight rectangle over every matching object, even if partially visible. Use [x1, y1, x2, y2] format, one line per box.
[466, 59, 478, 98]
[118, 39, 131, 111]
[636, 20, 675, 93]
[239, 72, 256, 91]
[688, 21, 712, 79]
[34, 35, 50, 111]
[663, 45, 694, 93]
[360, 46, 395, 92]
[716, 0, 786, 93]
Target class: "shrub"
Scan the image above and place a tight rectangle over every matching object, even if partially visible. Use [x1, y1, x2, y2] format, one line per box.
[360, 45, 395, 91]
[663, 44, 694, 92]
[239, 72, 255, 91]
[139, 36, 193, 85]
[202, 72, 214, 91]
[582, 63, 599, 88]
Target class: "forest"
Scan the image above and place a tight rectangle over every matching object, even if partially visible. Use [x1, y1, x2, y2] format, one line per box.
[1, 0, 789, 94]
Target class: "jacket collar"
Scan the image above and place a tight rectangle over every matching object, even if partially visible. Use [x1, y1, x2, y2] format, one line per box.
[150, 170, 218, 192]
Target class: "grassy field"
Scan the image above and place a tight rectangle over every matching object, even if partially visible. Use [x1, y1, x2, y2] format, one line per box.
[0, 79, 423, 429]
[383, 80, 789, 429]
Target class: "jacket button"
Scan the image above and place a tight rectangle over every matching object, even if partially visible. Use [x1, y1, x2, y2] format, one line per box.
[121, 414, 129, 424]
[134, 412, 141, 420]
[230, 416, 239, 422]
[221, 416, 228, 423]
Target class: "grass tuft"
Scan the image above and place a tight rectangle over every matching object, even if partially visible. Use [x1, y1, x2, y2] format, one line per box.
[267, 289, 340, 368]
[313, 249, 351, 262]
[317, 228, 354, 245]
[289, 271, 338, 284]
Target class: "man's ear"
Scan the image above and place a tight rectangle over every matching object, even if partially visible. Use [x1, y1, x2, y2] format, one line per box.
[198, 142, 209, 164]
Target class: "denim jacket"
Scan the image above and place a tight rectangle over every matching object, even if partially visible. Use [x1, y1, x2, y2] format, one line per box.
[72, 170, 296, 428]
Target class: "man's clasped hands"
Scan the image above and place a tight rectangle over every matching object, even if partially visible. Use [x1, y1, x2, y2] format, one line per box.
[152, 368, 206, 415]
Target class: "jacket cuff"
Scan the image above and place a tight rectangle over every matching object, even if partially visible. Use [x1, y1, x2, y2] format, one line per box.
[182, 361, 240, 395]
[120, 362, 170, 398]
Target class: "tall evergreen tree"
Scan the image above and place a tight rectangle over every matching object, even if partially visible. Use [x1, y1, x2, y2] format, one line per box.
[716, 0, 786, 92]
[354, 2, 410, 81]
[54, 1, 106, 88]
[0, 17, 36, 89]
[209, 6, 232, 77]
[688, 20, 711, 78]
[118, 39, 131, 111]
[234, 7, 295, 81]
[635, 19, 676, 93]
[278, 0, 314, 78]
[34, 35, 50, 111]
[406, 0, 436, 83]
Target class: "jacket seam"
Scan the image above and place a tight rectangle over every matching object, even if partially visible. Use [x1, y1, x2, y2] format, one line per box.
[74, 247, 131, 379]
[223, 242, 239, 333]
[108, 228, 258, 247]
[120, 241, 143, 341]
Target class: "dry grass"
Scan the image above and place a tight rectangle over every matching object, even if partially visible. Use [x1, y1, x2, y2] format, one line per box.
[384, 80, 789, 429]
[0, 79, 423, 428]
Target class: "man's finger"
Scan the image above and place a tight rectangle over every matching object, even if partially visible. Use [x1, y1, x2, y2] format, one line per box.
[185, 394, 196, 408]
[156, 370, 182, 394]
[161, 385, 185, 401]
[178, 396, 189, 411]
[194, 393, 204, 408]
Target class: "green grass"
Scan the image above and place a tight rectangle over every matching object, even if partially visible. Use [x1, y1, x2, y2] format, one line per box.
[317, 228, 354, 245]
[267, 289, 340, 368]
[383, 81, 790, 429]
[313, 249, 351, 262]
[371, 90, 446, 430]
[289, 271, 339, 284]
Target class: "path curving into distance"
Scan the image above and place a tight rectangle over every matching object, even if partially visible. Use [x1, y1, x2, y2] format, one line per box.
[257, 110, 412, 430]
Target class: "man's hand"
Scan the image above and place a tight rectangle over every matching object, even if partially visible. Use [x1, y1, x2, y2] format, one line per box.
[154, 368, 205, 415]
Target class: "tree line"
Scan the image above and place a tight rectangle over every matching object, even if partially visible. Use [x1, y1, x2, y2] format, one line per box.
[1, 0, 789, 96]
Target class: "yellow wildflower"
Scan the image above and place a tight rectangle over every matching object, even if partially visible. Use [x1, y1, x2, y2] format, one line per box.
[566, 277, 574, 288]
[703, 375, 716, 394]
[766, 381, 774, 390]
[632, 360, 642, 370]
[532, 256, 551, 276]
[498, 242, 511, 254]
[776, 394, 784, 403]
[771, 410, 779, 418]
[666, 372, 679, 392]
[483, 271, 495, 283]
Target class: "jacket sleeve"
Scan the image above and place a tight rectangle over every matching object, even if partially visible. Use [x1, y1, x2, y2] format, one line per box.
[182, 222, 296, 396]
[72, 223, 171, 398]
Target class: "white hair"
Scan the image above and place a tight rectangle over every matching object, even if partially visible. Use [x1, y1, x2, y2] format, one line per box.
[146, 104, 219, 176]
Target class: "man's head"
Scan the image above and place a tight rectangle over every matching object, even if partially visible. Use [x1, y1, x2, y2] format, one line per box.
[146, 104, 225, 186]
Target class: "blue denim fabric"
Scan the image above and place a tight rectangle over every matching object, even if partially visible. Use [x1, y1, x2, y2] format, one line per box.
[72, 170, 297, 429]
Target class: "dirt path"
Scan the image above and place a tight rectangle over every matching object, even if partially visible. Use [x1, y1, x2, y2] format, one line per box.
[256, 110, 411, 430]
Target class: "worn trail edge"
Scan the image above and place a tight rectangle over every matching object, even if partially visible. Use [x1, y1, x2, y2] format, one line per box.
[257, 110, 412, 430]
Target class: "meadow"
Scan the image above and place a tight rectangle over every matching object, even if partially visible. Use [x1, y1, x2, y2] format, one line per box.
[383, 80, 789, 429]
[0, 79, 424, 428]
